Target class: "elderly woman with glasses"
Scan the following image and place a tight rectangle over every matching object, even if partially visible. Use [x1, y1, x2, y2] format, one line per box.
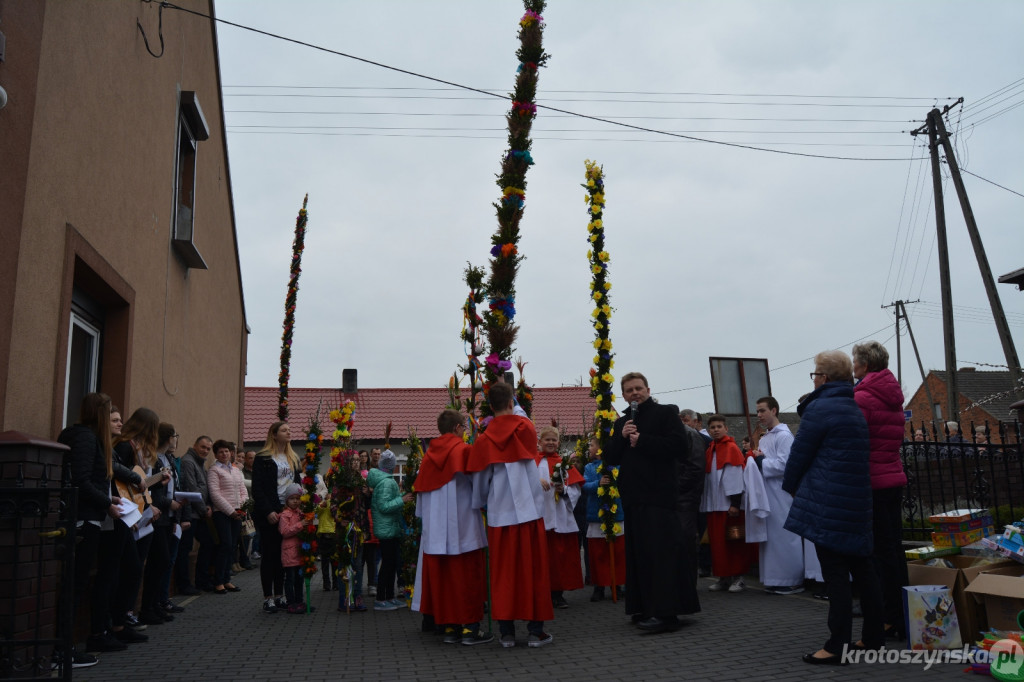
[851, 341, 908, 641]
[783, 350, 883, 665]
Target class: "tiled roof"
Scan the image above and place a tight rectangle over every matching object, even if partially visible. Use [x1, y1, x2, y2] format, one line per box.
[243, 386, 599, 443]
[930, 369, 1022, 419]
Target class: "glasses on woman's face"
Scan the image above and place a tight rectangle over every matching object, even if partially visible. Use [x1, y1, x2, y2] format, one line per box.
[810, 372, 827, 380]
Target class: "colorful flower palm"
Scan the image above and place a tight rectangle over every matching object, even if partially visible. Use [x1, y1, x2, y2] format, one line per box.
[584, 161, 616, 449]
[398, 429, 424, 592]
[278, 194, 308, 421]
[325, 400, 360, 607]
[583, 160, 621, 543]
[479, 0, 549, 420]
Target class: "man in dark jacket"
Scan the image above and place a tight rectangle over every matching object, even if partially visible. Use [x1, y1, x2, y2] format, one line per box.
[176, 436, 213, 593]
[605, 372, 699, 633]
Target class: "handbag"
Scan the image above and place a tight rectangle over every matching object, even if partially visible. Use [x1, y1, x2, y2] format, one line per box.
[241, 514, 256, 537]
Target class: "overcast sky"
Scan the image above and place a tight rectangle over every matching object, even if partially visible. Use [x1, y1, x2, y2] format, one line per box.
[213, 1, 1024, 419]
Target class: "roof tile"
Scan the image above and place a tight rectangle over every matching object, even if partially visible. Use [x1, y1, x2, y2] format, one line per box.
[244, 386, 600, 443]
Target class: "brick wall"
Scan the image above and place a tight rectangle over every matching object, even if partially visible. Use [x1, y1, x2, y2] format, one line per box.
[903, 374, 1010, 441]
[0, 432, 71, 676]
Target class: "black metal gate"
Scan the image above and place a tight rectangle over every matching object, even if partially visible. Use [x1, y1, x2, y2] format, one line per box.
[0, 463, 77, 680]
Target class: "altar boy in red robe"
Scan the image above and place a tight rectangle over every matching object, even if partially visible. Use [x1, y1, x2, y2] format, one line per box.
[698, 415, 755, 592]
[412, 410, 491, 645]
[468, 382, 553, 648]
[536, 425, 585, 609]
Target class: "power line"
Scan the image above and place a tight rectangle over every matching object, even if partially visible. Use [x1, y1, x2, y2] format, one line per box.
[960, 76, 1024, 114]
[225, 84, 950, 100]
[225, 123, 906, 135]
[222, 91, 937, 108]
[223, 128, 914, 147]
[162, 2, 919, 163]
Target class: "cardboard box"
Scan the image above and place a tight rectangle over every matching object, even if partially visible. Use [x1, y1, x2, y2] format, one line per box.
[964, 565, 1024, 631]
[907, 556, 1016, 642]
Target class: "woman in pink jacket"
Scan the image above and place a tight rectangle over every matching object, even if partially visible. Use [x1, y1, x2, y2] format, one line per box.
[852, 341, 908, 641]
[207, 439, 249, 594]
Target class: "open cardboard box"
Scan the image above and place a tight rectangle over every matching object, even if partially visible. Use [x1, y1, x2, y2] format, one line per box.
[907, 556, 1016, 642]
[964, 564, 1024, 632]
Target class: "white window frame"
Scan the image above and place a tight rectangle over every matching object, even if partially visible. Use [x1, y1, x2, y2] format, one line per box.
[63, 312, 101, 428]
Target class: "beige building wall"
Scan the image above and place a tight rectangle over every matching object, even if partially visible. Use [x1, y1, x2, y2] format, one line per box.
[2, 0, 247, 443]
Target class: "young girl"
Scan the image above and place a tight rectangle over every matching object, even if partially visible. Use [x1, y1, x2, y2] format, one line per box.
[278, 483, 307, 614]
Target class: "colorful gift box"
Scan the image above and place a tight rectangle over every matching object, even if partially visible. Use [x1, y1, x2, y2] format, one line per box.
[928, 509, 989, 525]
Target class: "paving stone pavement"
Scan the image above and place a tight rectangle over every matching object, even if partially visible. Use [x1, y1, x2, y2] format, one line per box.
[75, 567, 969, 681]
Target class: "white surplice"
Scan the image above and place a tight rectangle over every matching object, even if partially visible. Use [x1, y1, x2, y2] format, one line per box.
[411, 472, 487, 612]
[757, 423, 806, 587]
[536, 459, 581, 534]
[470, 459, 545, 527]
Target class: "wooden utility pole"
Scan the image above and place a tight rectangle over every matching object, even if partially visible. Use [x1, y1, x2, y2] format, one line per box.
[930, 111, 1023, 392]
[925, 110, 959, 420]
[898, 300, 935, 413]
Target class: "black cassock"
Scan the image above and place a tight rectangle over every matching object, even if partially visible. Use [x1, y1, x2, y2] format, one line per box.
[605, 397, 704, 620]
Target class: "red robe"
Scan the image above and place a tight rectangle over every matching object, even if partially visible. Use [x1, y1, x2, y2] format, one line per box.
[414, 432, 486, 625]
[466, 415, 538, 471]
[415, 433, 471, 493]
[469, 415, 552, 622]
[536, 453, 585, 591]
[705, 435, 755, 577]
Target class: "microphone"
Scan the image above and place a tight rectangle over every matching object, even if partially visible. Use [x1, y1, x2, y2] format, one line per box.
[629, 400, 639, 423]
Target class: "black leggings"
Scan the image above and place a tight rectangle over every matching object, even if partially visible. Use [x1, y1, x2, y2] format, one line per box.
[257, 517, 284, 597]
[377, 538, 399, 601]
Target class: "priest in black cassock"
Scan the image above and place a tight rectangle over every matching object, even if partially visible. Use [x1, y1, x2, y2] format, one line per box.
[605, 372, 703, 633]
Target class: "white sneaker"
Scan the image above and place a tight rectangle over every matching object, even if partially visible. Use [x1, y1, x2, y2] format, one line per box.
[367, 585, 376, 597]
[728, 578, 746, 593]
[708, 578, 729, 592]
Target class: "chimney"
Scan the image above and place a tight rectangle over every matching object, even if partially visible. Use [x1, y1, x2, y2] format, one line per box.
[342, 368, 358, 393]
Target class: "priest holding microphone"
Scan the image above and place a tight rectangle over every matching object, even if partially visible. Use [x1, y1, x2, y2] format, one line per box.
[605, 372, 703, 634]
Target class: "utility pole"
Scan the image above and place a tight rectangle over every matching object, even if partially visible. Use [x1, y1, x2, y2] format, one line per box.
[883, 299, 934, 413]
[925, 109, 959, 420]
[931, 111, 1023, 392]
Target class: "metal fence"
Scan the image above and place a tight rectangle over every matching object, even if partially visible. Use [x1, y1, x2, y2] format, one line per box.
[901, 419, 1023, 540]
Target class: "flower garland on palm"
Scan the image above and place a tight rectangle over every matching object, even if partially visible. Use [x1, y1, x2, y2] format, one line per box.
[297, 405, 324, 611]
[326, 401, 360, 606]
[278, 194, 309, 421]
[583, 159, 621, 544]
[398, 429, 424, 593]
[479, 0, 549, 421]
[460, 264, 486, 439]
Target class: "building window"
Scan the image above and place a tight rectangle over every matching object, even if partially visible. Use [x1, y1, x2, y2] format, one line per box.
[171, 91, 210, 269]
[933, 402, 942, 419]
[63, 294, 103, 428]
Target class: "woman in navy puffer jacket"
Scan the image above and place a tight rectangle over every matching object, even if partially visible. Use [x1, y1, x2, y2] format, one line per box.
[783, 350, 884, 665]
[852, 341, 908, 639]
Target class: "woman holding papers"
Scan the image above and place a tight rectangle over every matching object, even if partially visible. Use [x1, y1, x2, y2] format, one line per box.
[112, 408, 165, 630]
